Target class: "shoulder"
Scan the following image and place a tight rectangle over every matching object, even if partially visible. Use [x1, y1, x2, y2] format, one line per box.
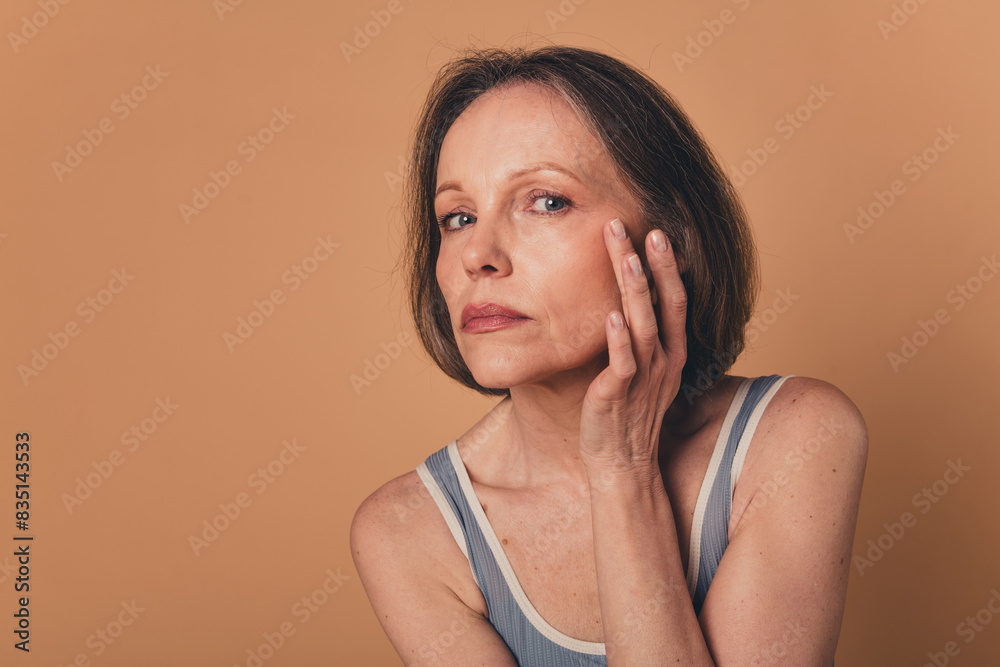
[733, 375, 869, 529]
[350, 463, 488, 613]
[350, 468, 516, 664]
[352, 467, 428, 526]
[350, 468, 439, 565]
[698, 376, 870, 663]
[762, 375, 868, 458]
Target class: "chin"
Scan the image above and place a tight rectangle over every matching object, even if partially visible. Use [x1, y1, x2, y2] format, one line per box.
[466, 346, 609, 392]
[466, 363, 529, 390]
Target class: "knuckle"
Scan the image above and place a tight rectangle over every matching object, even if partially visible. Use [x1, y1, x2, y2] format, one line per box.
[618, 361, 637, 378]
[632, 275, 650, 295]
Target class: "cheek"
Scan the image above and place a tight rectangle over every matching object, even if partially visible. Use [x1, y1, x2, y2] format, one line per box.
[434, 254, 461, 315]
[547, 237, 619, 312]
[546, 269, 619, 351]
[574, 241, 621, 303]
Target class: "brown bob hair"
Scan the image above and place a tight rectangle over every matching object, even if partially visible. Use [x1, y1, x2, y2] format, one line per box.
[401, 44, 760, 403]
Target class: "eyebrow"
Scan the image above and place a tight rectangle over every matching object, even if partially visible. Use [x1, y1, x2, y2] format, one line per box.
[434, 161, 582, 198]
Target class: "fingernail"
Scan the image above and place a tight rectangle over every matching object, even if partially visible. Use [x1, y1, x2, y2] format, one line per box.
[610, 218, 627, 240]
[651, 230, 667, 253]
[628, 253, 643, 276]
[610, 312, 625, 330]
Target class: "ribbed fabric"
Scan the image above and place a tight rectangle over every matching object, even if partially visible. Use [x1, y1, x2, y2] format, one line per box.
[687, 374, 791, 615]
[416, 375, 831, 666]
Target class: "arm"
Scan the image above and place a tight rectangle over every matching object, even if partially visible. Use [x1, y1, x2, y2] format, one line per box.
[586, 378, 868, 665]
[577, 218, 714, 664]
[586, 463, 713, 665]
[581, 219, 866, 664]
[350, 474, 520, 667]
[697, 379, 868, 664]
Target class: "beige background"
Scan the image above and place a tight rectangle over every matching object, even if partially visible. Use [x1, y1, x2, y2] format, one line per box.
[1, 0, 998, 665]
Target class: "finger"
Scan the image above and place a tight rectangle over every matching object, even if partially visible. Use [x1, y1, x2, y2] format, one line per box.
[645, 229, 687, 366]
[600, 310, 637, 399]
[605, 218, 639, 323]
[621, 250, 660, 363]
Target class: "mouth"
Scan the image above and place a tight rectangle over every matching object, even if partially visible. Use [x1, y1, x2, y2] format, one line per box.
[461, 302, 530, 333]
[462, 315, 529, 333]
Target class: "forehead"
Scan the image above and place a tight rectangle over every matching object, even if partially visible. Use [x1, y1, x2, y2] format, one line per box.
[435, 82, 616, 190]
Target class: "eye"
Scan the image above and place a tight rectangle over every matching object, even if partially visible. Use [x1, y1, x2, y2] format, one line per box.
[529, 191, 571, 215]
[434, 190, 573, 235]
[436, 211, 475, 232]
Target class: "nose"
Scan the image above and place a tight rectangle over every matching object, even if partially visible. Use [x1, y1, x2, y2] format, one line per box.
[460, 210, 512, 280]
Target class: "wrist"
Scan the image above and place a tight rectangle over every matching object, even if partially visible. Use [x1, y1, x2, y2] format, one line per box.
[583, 457, 664, 494]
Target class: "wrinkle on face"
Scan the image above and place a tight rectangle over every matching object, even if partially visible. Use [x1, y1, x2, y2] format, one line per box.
[433, 81, 647, 389]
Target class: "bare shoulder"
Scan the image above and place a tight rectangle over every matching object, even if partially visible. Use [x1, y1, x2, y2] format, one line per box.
[350, 468, 516, 665]
[350, 468, 476, 604]
[734, 375, 869, 531]
[698, 377, 870, 663]
[763, 375, 869, 458]
[350, 468, 434, 545]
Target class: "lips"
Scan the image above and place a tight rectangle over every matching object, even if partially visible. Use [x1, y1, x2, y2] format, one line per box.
[461, 302, 529, 330]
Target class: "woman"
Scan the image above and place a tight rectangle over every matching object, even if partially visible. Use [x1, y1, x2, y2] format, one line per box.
[351, 44, 867, 666]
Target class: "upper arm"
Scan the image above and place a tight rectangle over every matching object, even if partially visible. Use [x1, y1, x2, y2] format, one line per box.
[350, 473, 520, 667]
[696, 377, 869, 665]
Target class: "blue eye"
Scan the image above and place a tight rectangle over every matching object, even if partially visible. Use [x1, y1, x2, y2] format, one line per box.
[436, 211, 474, 232]
[435, 190, 573, 234]
[531, 193, 569, 213]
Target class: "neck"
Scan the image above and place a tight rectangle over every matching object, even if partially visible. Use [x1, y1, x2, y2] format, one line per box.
[472, 355, 715, 491]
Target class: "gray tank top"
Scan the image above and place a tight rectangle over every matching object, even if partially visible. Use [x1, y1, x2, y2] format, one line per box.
[416, 375, 831, 666]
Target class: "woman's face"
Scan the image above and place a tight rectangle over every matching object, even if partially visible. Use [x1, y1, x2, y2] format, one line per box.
[434, 82, 648, 391]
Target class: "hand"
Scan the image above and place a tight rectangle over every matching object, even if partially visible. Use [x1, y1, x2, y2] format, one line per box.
[578, 218, 688, 481]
